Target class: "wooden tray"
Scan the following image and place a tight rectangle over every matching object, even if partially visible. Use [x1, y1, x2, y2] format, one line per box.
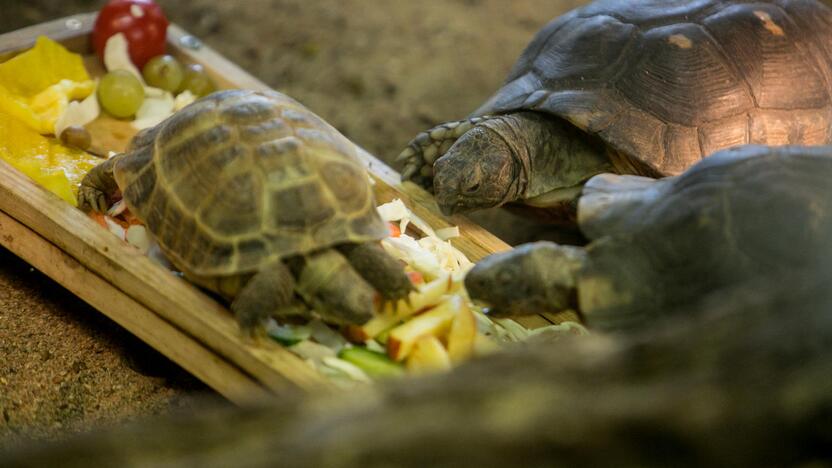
[0, 14, 566, 402]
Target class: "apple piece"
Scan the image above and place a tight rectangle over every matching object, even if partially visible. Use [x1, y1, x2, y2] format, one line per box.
[344, 313, 401, 343]
[406, 335, 452, 375]
[380, 273, 453, 318]
[387, 296, 461, 361]
[446, 302, 476, 364]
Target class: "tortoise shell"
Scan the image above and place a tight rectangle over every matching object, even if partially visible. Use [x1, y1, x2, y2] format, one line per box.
[475, 0, 832, 175]
[577, 145, 832, 330]
[112, 90, 387, 277]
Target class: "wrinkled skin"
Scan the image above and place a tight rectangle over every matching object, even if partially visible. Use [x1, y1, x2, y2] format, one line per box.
[464, 241, 585, 317]
[406, 112, 611, 218]
[433, 125, 522, 215]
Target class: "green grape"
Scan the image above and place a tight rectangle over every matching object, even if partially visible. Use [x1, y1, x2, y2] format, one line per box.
[179, 63, 216, 97]
[142, 55, 184, 92]
[97, 70, 145, 118]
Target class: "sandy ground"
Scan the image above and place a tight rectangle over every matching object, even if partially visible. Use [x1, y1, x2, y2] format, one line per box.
[0, 0, 586, 446]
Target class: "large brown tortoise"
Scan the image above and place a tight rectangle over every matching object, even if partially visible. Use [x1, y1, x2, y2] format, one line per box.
[399, 0, 832, 221]
[79, 89, 413, 331]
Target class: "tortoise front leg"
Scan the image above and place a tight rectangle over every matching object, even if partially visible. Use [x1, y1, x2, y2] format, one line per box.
[294, 249, 377, 326]
[339, 241, 415, 303]
[77, 154, 123, 212]
[230, 259, 296, 333]
[397, 116, 495, 190]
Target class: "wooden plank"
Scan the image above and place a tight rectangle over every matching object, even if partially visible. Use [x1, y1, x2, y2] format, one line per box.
[0, 209, 269, 404]
[0, 159, 332, 393]
[0, 13, 94, 58]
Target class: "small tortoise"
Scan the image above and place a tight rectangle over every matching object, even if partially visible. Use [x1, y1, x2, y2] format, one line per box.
[464, 145, 832, 331]
[399, 0, 832, 220]
[79, 89, 413, 330]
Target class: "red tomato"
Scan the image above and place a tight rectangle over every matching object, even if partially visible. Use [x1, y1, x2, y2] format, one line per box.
[92, 0, 169, 69]
[387, 222, 401, 237]
[407, 271, 424, 285]
[87, 212, 108, 229]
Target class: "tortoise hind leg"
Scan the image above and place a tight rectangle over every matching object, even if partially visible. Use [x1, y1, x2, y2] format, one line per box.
[397, 116, 494, 190]
[77, 154, 124, 212]
[338, 242, 414, 303]
[230, 259, 296, 333]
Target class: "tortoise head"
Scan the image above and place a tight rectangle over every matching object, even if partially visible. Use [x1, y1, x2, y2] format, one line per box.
[433, 125, 522, 216]
[464, 241, 586, 317]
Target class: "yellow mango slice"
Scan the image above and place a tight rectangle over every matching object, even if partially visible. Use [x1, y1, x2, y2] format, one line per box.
[0, 36, 89, 96]
[0, 36, 94, 134]
[0, 111, 101, 206]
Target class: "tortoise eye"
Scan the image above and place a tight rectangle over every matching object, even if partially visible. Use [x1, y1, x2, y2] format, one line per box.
[465, 182, 481, 194]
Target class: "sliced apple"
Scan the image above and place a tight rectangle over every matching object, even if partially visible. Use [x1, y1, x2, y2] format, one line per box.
[344, 313, 400, 343]
[387, 296, 461, 361]
[446, 302, 476, 364]
[406, 335, 452, 375]
[379, 273, 453, 318]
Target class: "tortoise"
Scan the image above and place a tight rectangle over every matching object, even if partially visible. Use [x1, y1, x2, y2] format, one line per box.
[398, 0, 832, 221]
[78, 89, 413, 330]
[464, 144, 832, 331]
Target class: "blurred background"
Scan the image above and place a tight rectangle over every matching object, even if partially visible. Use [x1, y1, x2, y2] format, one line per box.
[0, 0, 586, 446]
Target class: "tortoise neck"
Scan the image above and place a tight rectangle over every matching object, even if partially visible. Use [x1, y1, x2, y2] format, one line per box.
[479, 112, 612, 202]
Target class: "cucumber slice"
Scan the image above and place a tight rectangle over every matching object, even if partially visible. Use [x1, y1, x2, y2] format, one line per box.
[338, 347, 404, 378]
[267, 323, 312, 346]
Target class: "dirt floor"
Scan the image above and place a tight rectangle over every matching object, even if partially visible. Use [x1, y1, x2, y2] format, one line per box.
[0, 0, 586, 447]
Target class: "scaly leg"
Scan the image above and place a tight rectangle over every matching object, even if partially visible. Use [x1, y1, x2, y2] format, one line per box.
[339, 242, 415, 307]
[230, 259, 296, 333]
[396, 116, 494, 190]
[77, 154, 124, 212]
[293, 249, 376, 326]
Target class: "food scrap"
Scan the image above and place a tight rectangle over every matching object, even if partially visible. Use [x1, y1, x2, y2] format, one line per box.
[0, 36, 95, 135]
[98, 33, 204, 126]
[275, 199, 585, 385]
[0, 111, 100, 205]
[92, 0, 169, 69]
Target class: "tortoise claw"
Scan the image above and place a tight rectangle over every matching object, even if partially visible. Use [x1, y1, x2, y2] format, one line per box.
[77, 185, 107, 213]
[401, 162, 420, 183]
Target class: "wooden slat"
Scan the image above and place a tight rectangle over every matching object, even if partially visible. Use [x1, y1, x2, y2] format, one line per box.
[0, 14, 95, 58]
[0, 209, 269, 404]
